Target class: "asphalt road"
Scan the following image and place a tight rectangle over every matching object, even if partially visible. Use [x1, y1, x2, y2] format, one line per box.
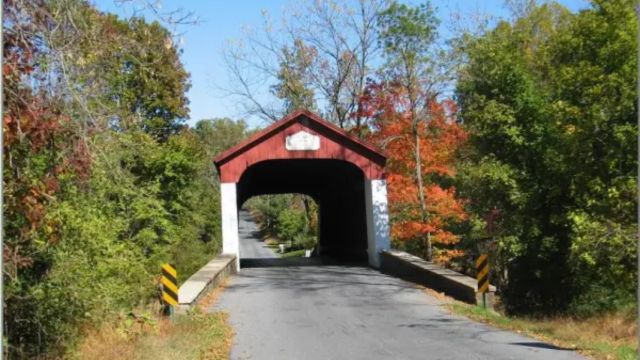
[238, 210, 278, 259]
[212, 213, 585, 360]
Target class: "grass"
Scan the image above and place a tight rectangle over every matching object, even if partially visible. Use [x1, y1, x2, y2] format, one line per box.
[263, 235, 308, 258]
[71, 309, 232, 360]
[72, 280, 233, 360]
[281, 249, 307, 258]
[445, 299, 636, 360]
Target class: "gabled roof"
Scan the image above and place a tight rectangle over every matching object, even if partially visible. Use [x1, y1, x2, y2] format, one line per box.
[213, 109, 386, 166]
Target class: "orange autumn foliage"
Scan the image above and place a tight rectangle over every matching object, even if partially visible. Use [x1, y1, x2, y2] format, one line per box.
[355, 82, 468, 262]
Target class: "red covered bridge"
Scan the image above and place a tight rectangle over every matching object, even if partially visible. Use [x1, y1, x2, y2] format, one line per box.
[213, 109, 391, 269]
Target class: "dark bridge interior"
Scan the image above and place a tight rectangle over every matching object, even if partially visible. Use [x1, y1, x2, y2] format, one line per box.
[237, 159, 368, 262]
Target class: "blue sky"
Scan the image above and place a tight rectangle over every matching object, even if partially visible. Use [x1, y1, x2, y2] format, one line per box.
[93, 0, 588, 128]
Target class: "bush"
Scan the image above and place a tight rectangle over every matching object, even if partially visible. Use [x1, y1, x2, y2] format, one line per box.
[567, 212, 636, 316]
[277, 209, 307, 244]
[293, 234, 316, 251]
[4, 130, 224, 358]
[246, 194, 318, 252]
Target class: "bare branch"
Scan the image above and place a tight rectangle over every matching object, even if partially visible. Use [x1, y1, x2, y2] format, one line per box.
[219, 0, 389, 127]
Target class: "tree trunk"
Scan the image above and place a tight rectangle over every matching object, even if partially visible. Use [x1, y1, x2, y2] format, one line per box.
[302, 195, 312, 233]
[414, 126, 431, 260]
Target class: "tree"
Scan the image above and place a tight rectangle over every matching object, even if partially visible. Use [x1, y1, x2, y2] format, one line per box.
[194, 117, 250, 158]
[194, 117, 251, 195]
[455, 0, 637, 314]
[271, 39, 317, 113]
[374, 1, 442, 259]
[547, 0, 637, 315]
[358, 82, 467, 262]
[43, 2, 190, 140]
[245, 194, 318, 252]
[2, 1, 216, 356]
[222, 0, 388, 127]
[110, 17, 191, 140]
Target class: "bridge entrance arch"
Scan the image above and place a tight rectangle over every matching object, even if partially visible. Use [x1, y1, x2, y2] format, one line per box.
[214, 110, 390, 270]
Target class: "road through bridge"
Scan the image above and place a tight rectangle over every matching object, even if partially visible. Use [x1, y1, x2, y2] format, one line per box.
[211, 213, 584, 360]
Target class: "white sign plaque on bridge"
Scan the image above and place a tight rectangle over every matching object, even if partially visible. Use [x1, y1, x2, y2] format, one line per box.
[285, 130, 320, 151]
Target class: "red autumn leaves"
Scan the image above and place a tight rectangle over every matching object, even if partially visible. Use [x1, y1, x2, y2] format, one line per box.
[356, 82, 467, 262]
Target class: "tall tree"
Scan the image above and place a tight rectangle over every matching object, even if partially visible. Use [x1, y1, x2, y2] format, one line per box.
[111, 17, 191, 139]
[358, 83, 467, 262]
[375, 1, 441, 259]
[271, 39, 317, 113]
[2, 1, 212, 356]
[222, 0, 388, 127]
[194, 117, 250, 158]
[44, 2, 191, 140]
[455, 0, 637, 313]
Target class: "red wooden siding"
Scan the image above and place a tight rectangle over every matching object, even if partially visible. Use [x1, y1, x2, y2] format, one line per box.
[214, 110, 386, 183]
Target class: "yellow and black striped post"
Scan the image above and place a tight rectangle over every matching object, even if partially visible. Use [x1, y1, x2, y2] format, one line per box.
[476, 254, 489, 308]
[161, 263, 178, 314]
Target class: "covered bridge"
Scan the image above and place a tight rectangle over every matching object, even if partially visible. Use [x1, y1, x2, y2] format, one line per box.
[213, 109, 391, 269]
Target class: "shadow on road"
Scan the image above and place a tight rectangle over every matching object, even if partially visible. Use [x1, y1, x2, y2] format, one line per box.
[509, 341, 577, 351]
[240, 256, 367, 268]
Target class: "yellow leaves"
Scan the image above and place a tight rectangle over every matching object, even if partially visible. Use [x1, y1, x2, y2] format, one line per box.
[434, 248, 465, 264]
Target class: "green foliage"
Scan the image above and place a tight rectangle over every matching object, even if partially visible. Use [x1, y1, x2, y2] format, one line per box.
[281, 249, 308, 258]
[194, 118, 250, 159]
[2, 1, 233, 357]
[277, 209, 307, 244]
[271, 39, 317, 113]
[119, 18, 191, 139]
[567, 212, 636, 316]
[46, 0, 191, 140]
[378, 1, 439, 68]
[455, 0, 637, 314]
[4, 127, 225, 357]
[293, 234, 317, 251]
[249, 195, 292, 234]
[246, 194, 318, 251]
[376, 0, 442, 98]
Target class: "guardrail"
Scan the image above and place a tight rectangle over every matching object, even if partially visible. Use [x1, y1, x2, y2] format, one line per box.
[380, 250, 496, 308]
[177, 254, 237, 312]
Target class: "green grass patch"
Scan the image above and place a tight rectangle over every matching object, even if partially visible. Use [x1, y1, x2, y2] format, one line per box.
[447, 302, 636, 360]
[280, 249, 307, 258]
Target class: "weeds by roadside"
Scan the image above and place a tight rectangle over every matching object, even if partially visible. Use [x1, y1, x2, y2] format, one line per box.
[70, 269, 234, 360]
[71, 305, 232, 360]
[439, 293, 636, 360]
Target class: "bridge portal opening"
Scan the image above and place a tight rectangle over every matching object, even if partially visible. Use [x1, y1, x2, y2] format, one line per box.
[214, 110, 391, 270]
[238, 159, 368, 262]
[239, 193, 318, 264]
